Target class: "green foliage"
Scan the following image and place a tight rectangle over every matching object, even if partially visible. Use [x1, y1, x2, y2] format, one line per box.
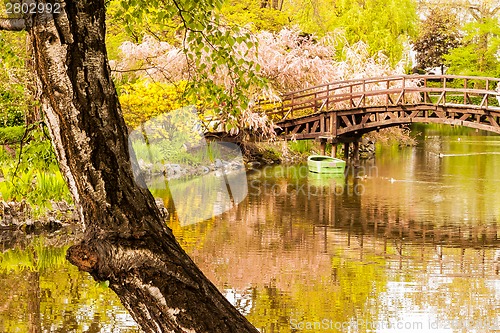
[286, 0, 418, 65]
[0, 129, 71, 212]
[445, 94, 499, 107]
[106, 0, 183, 56]
[105, 1, 134, 59]
[0, 238, 69, 273]
[132, 133, 225, 166]
[0, 125, 24, 144]
[0, 167, 71, 213]
[0, 31, 25, 68]
[16, 130, 58, 170]
[0, 31, 31, 127]
[0, 89, 25, 126]
[444, 12, 500, 77]
[220, 0, 288, 32]
[128, 104, 228, 167]
[115, 0, 268, 129]
[288, 140, 313, 154]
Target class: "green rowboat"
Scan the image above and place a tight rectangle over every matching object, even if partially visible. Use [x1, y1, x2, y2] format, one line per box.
[307, 155, 346, 174]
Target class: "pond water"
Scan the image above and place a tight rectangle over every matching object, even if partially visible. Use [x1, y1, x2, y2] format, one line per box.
[1, 125, 500, 332]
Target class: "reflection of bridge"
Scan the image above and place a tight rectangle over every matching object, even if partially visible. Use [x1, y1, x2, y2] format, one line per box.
[250, 75, 500, 157]
[243, 174, 500, 250]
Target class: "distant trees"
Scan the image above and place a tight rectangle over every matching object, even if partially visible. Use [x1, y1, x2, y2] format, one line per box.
[412, 7, 461, 73]
[113, 27, 405, 112]
[444, 0, 500, 76]
[220, 0, 288, 32]
[415, 0, 500, 77]
[285, 0, 418, 65]
[198, 0, 420, 65]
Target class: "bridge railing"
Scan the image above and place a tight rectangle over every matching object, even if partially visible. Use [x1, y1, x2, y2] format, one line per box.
[255, 75, 500, 122]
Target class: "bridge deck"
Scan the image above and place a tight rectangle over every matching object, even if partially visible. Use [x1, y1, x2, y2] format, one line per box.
[251, 75, 500, 141]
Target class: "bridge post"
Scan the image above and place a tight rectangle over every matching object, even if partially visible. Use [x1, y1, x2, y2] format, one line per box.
[331, 143, 337, 158]
[353, 141, 360, 165]
[343, 142, 349, 160]
[330, 113, 337, 136]
[320, 140, 326, 155]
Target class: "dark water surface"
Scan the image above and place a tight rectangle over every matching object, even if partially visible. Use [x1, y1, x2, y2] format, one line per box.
[1, 126, 500, 332]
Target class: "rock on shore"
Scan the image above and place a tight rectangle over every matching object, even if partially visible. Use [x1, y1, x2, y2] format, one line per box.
[0, 200, 79, 234]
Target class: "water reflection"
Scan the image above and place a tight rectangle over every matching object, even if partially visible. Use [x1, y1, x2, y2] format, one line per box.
[169, 129, 500, 332]
[0, 237, 140, 332]
[1, 126, 499, 333]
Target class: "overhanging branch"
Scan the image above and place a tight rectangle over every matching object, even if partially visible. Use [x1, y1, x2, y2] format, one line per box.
[0, 18, 26, 31]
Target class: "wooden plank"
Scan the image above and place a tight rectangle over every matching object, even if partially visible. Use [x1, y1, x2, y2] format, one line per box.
[436, 91, 446, 105]
[330, 113, 337, 136]
[279, 114, 321, 126]
[291, 124, 303, 135]
[387, 112, 399, 119]
[387, 95, 394, 105]
[356, 95, 365, 107]
[283, 133, 321, 140]
[459, 113, 471, 121]
[341, 115, 352, 127]
[479, 94, 488, 108]
[409, 111, 420, 118]
[462, 121, 500, 134]
[311, 120, 319, 133]
[395, 90, 405, 104]
[360, 113, 372, 125]
[487, 115, 500, 128]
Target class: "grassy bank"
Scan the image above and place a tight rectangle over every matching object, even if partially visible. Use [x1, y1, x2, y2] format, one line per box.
[0, 128, 72, 217]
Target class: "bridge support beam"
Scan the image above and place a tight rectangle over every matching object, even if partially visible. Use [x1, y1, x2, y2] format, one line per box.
[320, 141, 327, 155]
[331, 144, 337, 158]
[353, 141, 360, 165]
[343, 142, 349, 160]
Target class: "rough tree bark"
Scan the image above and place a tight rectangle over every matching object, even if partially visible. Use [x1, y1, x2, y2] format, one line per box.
[1, 1, 259, 332]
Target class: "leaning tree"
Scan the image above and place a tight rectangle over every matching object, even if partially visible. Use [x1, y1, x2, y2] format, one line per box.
[0, 1, 259, 332]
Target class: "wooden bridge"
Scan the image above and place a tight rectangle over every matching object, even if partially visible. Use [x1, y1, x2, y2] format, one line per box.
[251, 75, 500, 157]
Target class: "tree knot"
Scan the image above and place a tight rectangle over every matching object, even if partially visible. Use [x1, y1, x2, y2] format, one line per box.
[66, 244, 98, 273]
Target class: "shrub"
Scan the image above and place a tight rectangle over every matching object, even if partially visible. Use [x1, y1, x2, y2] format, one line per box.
[118, 80, 188, 129]
[0, 126, 24, 144]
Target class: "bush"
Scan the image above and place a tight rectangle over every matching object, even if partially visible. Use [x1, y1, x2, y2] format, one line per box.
[0, 126, 24, 144]
[118, 80, 188, 129]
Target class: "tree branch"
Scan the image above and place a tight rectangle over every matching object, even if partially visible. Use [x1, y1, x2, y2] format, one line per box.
[491, 5, 500, 17]
[467, 6, 481, 21]
[0, 18, 26, 31]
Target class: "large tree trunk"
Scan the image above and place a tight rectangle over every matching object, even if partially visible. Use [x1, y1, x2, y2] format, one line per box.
[25, 1, 258, 332]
